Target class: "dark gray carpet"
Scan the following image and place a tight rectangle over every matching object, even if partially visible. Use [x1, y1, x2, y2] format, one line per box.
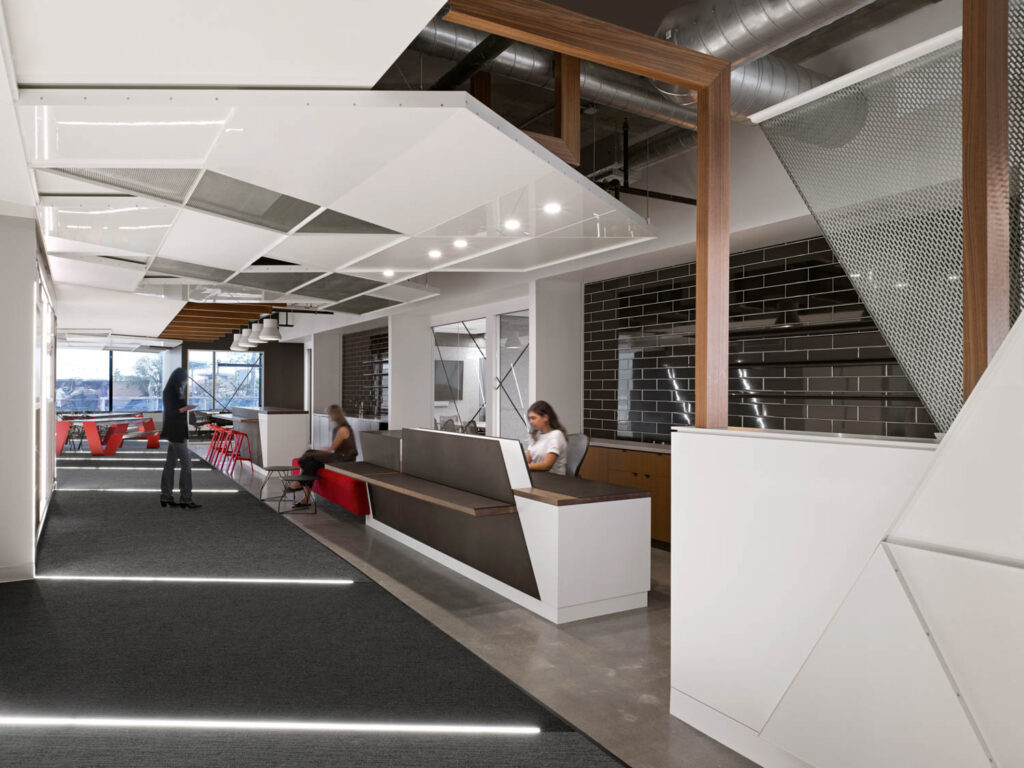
[0, 731, 622, 767]
[0, 580, 566, 727]
[10, 451, 627, 767]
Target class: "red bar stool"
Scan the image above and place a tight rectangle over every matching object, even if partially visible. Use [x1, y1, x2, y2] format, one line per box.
[227, 430, 253, 476]
[204, 425, 221, 462]
[206, 425, 228, 465]
[217, 429, 240, 472]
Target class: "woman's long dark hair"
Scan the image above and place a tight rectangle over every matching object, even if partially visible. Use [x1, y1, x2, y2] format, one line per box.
[164, 367, 187, 396]
[528, 400, 565, 439]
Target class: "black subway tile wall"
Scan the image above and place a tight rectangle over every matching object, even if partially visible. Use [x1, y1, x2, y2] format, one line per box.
[341, 328, 389, 419]
[583, 237, 938, 443]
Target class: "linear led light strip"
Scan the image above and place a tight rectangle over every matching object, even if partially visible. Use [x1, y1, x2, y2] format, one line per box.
[749, 26, 963, 124]
[35, 575, 354, 586]
[59, 467, 214, 471]
[0, 716, 539, 736]
[59, 458, 174, 462]
[57, 488, 239, 493]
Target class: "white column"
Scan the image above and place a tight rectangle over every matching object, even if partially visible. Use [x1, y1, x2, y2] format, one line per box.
[529, 277, 584, 433]
[388, 314, 433, 429]
[311, 330, 341, 414]
[0, 214, 40, 582]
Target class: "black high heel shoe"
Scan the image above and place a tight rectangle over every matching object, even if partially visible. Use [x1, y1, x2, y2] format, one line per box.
[178, 501, 203, 509]
[159, 499, 178, 508]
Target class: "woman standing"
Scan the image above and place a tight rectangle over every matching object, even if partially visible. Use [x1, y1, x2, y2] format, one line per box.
[289, 404, 357, 509]
[525, 400, 568, 475]
[159, 367, 201, 509]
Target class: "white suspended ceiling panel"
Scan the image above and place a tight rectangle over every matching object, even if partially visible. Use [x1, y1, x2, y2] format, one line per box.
[17, 90, 652, 326]
[2, 0, 446, 88]
[266, 234, 407, 272]
[761, 548, 990, 768]
[38, 196, 176, 254]
[54, 283, 184, 337]
[48, 254, 144, 293]
[890, 544, 1024, 768]
[157, 209, 282, 271]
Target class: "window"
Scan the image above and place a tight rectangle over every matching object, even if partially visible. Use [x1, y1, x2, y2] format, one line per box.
[112, 352, 163, 411]
[188, 350, 262, 410]
[56, 350, 111, 412]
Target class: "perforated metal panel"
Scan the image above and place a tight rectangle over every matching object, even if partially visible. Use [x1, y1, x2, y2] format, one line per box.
[331, 295, 400, 314]
[1009, 0, 1024, 320]
[761, 44, 964, 430]
[51, 168, 200, 203]
[186, 171, 318, 232]
[299, 209, 398, 235]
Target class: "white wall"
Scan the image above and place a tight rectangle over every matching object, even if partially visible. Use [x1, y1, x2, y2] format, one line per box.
[388, 313, 433, 429]
[0, 214, 40, 582]
[530, 278, 584, 434]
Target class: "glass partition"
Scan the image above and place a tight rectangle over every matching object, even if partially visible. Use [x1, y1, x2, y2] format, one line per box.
[56, 349, 110, 412]
[497, 311, 530, 439]
[431, 318, 486, 433]
[187, 350, 215, 410]
[215, 351, 263, 408]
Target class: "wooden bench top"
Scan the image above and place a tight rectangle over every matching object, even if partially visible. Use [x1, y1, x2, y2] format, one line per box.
[513, 473, 652, 506]
[324, 462, 516, 517]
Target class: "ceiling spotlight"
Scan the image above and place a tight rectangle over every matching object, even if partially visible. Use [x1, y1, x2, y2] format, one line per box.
[542, 202, 562, 215]
[259, 317, 281, 342]
[504, 218, 521, 231]
[428, 249, 443, 259]
[453, 239, 468, 249]
[383, 269, 395, 278]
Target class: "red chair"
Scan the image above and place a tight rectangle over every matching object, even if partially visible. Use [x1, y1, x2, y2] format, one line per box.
[226, 430, 253, 476]
[206, 425, 228, 465]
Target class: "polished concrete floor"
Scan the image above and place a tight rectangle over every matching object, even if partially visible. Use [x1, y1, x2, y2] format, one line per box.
[221, 458, 756, 768]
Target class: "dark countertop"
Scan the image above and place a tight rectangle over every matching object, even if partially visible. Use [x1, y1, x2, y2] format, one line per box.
[514, 473, 651, 506]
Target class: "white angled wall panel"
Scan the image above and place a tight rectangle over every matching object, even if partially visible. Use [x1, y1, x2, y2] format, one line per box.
[761, 549, 989, 768]
[670, 428, 935, 731]
[891, 543, 1024, 767]
[892, 314, 1024, 565]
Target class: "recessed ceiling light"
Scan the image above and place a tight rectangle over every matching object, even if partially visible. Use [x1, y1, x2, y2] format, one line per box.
[504, 218, 521, 231]
[453, 239, 468, 249]
[428, 249, 442, 259]
[542, 202, 562, 215]
[383, 269, 395, 278]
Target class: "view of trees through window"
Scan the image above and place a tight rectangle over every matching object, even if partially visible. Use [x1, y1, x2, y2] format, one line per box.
[57, 349, 164, 412]
[188, 350, 262, 410]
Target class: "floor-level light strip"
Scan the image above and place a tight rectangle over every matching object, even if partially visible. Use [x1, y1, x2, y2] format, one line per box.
[0, 716, 540, 736]
[58, 467, 214, 471]
[59, 458, 171, 462]
[36, 575, 354, 586]
[57, 488, 240, 493]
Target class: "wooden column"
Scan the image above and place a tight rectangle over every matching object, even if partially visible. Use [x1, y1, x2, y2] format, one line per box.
[696, 73, 731, 428]
[444, 0, 731, 426]
[962, 0, 1010, 399]
[526, 53, 581, 165]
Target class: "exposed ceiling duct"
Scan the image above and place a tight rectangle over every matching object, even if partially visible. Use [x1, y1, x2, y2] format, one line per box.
[411, 19, 699, 129]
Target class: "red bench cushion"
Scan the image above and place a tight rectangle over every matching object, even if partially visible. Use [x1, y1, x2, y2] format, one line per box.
[291, 459, 370, 516]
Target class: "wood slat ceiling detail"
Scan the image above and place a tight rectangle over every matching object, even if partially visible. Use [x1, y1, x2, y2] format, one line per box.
[159, 302, 284, 342]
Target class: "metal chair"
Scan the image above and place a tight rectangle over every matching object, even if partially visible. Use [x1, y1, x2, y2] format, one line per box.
[463, 419, 477, 434]
[440, 419, 457, 432]
[565, 433, 591, 477]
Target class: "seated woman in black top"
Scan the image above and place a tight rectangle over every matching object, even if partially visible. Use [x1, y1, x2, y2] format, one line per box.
[289, 404, 356, 509]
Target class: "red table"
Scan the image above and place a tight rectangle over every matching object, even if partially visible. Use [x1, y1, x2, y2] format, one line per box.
[57, 415, 161, 456]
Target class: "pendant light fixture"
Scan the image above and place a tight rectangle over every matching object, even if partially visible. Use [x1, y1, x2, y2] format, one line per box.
[248, 321, 265, 345]
[237, 325, 256, 349]
[259, 317, 281, 342]
[229, 333, 244, 352]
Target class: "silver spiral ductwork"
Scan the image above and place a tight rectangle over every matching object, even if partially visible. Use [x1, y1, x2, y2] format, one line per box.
[657, 0, 876, 67]
[412, 19, 699, 129]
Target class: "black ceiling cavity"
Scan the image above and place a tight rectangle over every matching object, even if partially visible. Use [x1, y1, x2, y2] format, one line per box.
[147, 256, 234, 283]
[227, 272, 323, 293]
[296, 273, 383, 301]
[186, 171, 319, 232]
[253, 256, 298, 266]
[297, 208, 399, 235]
[332, 295, 401, 314]
[51, 167, 201, 204]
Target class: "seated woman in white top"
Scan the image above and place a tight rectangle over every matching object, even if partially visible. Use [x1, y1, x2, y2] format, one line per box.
[525, 400, 568, 476]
